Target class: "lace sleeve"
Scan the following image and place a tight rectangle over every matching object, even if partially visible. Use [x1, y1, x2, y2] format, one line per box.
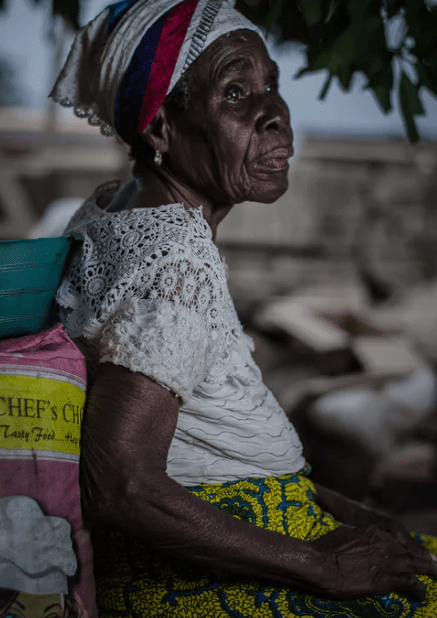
[98, 255, 223, 403]
[56, 201, 225, 403]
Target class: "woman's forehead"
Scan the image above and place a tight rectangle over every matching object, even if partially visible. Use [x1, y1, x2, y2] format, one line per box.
[198, 30, 276, 81]
[217, 56, 279, 81]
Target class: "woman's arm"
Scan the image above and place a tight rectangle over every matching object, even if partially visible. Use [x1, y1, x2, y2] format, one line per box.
[81, 363, 437, 599]
[313, 483, 392, 526]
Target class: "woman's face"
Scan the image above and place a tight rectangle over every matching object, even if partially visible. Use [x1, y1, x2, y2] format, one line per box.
[165, 30, 294, 206]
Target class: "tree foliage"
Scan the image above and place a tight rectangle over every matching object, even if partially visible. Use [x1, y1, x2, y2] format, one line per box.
[1, 0, 436, 141]
[236, 0, 437, 142]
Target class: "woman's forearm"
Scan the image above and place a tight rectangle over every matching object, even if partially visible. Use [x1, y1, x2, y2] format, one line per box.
[313, 483, 385, 526]
[83, 448, 321, 588]
[81, 363, 322, 590]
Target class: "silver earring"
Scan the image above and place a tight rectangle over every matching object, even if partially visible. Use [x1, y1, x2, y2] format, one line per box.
[154, 149, 162, 166]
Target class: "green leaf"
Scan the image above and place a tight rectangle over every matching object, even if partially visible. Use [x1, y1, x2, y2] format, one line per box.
[400, 106, 420, 142]
[371, 84, 392, 113]
[384, 0, 406, 19]
[337, 65, 354, 91]
[367, 21, 387, 58]
[324, 0, 340, 23]
[400, 70, 425, 114]
[348, 0, 376, 19]
[366, 56, 384, 79]
[295, 66, 312, 79]
[405, 3, 437, 56]
[300, 0, 323, 26]
[319, 74, 333, 99]
[366, 55, 394, 90]
[399, 70, 424, 142]
[296, 18, 376, 91]
[364, 50, 394, 114]
[264, 0, 284, 36]
[303, 43, 336, 73]
[312, 24, 362, 75]
[416, 61, 437, 98]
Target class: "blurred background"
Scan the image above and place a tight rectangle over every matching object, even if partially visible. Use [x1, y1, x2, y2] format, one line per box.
[1, 0, 437, 531]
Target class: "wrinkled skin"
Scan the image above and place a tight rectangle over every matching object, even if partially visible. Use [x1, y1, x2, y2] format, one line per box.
[316, 525, 435, 599]
[163, 30, 294, 206]
[131, 30, 294, 239]
[81, 30, 437, 602]
[314, 485, 437, 599]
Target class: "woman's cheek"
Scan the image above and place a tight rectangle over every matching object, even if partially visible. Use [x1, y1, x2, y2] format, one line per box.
[225, 163, 255, 203]
[208, 123, 253, 202]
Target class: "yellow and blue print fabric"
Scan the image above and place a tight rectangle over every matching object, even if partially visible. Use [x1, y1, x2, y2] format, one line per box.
[94, 467, 437, 618]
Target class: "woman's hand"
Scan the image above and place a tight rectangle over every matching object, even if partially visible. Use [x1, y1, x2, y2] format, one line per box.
[312, 481, 436, 584]
[312, 524, 437, 601]
[373, 512, 429, 557]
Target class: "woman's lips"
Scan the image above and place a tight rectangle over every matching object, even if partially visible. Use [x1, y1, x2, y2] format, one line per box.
[258, 157, 290, 171]
[255, 147, 293, 172]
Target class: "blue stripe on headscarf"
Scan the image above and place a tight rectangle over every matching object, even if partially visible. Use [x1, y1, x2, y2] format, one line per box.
[114, 10, 169, 143]
[107, 0, 141, 32]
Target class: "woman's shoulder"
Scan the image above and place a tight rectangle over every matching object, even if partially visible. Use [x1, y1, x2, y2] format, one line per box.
[57, 183, 232, 343]
[66, 181, 212, 246]
[63, 182, 226, 291]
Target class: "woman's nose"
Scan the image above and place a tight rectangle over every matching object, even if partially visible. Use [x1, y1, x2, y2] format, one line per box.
[255, 96, 290, 134]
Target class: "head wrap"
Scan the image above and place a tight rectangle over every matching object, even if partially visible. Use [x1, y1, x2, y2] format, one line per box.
[50, 0, 263, 144]
[0, 496, 77, 595]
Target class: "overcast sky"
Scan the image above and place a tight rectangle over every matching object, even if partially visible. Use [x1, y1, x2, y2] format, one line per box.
[1, 0, 437, 152]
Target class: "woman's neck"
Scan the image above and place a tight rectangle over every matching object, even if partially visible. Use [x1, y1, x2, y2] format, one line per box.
[132, 163, 234, 242]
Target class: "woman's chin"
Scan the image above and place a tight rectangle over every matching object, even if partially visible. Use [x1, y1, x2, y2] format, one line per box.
[248, 177, 289, 204]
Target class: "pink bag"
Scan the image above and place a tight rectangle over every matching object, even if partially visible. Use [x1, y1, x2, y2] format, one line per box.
[0, 323, 96, 617]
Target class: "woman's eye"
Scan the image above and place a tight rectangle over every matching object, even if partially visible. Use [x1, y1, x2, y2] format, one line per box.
[226, 87, 242, 102]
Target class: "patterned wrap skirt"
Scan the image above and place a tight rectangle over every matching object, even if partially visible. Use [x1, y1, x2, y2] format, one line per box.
[93, 467, 437, 618]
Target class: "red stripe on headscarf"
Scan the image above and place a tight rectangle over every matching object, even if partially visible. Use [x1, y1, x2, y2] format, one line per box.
[138, 0, 200, 133]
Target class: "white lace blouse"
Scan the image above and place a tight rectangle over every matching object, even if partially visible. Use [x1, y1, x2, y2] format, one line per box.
[56, 182, 305, 486]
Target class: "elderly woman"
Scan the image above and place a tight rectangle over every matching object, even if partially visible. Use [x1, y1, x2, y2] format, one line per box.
[52, 1, 437, 616]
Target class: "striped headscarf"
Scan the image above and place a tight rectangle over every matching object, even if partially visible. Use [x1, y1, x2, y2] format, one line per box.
[50, 0, 263, 144]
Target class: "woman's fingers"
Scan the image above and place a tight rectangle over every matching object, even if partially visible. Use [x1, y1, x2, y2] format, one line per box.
[391, 553, 437, 579]
[388, 521, 428, 554]
[349, 524, 437, 577]
[395, 573, 428, 602]
[386, 521, 432, 558]
[404, 554, 437, 578]
[314, 525, 436, 600]
[402, 537, 437, 572]
[379, 520, 437, 576]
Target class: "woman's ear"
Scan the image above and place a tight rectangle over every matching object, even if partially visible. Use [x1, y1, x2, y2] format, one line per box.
[140, 105, 171, 155]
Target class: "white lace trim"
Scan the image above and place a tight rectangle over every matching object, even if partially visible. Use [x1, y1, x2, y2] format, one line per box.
[50, 92, 115, 137]
[56, 183, 254, 402]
